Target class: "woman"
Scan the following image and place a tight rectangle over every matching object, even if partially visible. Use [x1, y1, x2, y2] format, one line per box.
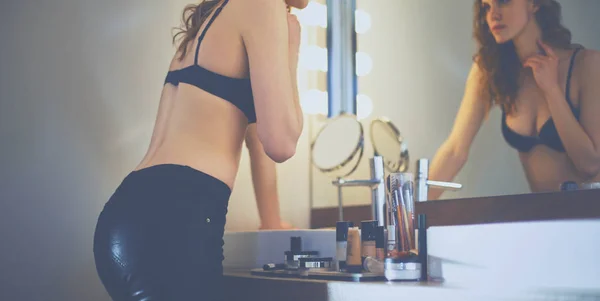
[92, 0, 308, 300]
[428, 0, 600, 199]
[245, 125, 294, 230]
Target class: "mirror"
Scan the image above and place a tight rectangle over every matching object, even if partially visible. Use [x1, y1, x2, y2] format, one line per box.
[309, 0, 600, 225]
[370, 117, 409, 173]
[311, 113, 364, 178]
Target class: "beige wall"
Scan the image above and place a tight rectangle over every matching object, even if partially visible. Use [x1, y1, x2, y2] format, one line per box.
[1, 1, 599, 300]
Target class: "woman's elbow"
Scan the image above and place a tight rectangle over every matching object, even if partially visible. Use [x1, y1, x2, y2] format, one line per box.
[259, 131, 300, 163]
[444, 139, 469, 166]
[264, 140, 297, 163]
[575, 158, 600, 179]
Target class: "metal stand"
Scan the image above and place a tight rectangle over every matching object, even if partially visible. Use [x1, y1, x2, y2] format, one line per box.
[332, 156, 386, 226]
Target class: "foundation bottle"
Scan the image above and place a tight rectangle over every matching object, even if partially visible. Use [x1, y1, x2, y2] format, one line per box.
[376, 226, 385, 260]
[345, 226, 362, 273]
[361, 220, 377, 259]
[336, 221, 353, 271]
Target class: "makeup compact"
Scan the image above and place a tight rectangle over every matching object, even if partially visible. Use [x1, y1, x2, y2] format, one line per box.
[299, 257, 333, 272]
[284, 236, 319, 269]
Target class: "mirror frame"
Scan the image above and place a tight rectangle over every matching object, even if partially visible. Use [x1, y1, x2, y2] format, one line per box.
[310, 113, 365, 177]
[369, 117, 409, 173]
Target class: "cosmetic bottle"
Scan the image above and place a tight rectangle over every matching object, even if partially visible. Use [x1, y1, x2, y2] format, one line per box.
[376, 226, 385, 260]
[346, 226, 362, 273]
[417, 214, 428, 281]
[361, 220, 377, 259]
[336, 221, 353, 271]
[386, 227, 397, 258]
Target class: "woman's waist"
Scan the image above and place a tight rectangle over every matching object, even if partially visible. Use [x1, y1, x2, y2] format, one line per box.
[143, 140, 243, 189]
[521, 155, 590, 191]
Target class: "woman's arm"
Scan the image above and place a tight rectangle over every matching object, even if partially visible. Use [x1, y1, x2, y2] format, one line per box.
[238, 0, 304, 163]
[428, 63, 490, 200]
[525, 44, 600, 178]
[544, 50, 600, 177]
[245, 125, 293, 229]
[287, 14, 304, 138]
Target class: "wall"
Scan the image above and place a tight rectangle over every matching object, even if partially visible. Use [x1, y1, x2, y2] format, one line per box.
[1, 1, 599, 301]
[311, 0, 600, 209]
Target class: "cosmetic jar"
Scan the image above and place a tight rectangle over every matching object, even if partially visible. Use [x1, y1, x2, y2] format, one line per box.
[560, 181, 578, 191]
[384, 255, 421, 281]
[362, 256, 384, 273]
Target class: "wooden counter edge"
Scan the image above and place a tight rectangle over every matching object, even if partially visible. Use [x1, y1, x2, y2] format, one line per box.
[311, 189, 600, 228]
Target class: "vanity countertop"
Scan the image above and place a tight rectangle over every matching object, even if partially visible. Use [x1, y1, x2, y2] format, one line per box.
[223, 269, 599, 301]
[240, 189, 600, 300]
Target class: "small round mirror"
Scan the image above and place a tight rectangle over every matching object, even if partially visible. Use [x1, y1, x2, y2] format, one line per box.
[369, 117, 409, 172]
[311, 114, 364, 178]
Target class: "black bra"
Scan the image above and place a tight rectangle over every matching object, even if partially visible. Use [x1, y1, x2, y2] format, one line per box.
[164, 0, 256, 123]
[501, 47, 582, 153]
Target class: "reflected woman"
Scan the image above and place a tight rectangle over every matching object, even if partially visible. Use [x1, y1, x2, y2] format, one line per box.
[92, 0, 307, 300]
[429, 0, 600, 199]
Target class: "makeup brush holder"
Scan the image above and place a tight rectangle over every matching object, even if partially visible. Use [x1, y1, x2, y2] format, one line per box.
[384, 209, 429, 282]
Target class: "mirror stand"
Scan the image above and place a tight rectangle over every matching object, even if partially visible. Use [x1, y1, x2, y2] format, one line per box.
[331, 156, 386, 226]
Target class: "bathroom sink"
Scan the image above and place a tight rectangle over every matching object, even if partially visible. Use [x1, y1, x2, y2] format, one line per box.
[222, 229, 336, 270]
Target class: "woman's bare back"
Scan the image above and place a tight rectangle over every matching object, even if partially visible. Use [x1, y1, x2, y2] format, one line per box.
[135, 1, 251, 189]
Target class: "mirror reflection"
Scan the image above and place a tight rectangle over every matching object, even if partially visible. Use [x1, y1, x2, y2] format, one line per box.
[308, 0, 600, 211]
[370, 117, 409, 173]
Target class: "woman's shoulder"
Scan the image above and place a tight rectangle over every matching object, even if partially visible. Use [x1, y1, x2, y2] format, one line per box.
[235, 0, 286, 11]
[570, 45, 600, 77]
[569, 44, 599, 62]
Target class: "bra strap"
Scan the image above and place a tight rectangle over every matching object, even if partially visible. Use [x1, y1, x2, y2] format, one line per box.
[194, 0, 230, 65]
[565, 47, 583, 106]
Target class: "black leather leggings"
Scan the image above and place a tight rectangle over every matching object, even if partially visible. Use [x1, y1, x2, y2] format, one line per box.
[93, 164, 231, 301]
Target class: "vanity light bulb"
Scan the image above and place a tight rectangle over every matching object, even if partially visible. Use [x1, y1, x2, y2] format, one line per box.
[355, 9, 371, 34]
[299, 45, 328, 72]
[296, 1, 327, 28]
[356, 52, 372, 77]
[357, 94, 373, 120]
[301, 89, 329, 116]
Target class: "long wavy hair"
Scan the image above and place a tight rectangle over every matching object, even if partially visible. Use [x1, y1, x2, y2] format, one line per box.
[172, 1, 291, 61]
[473, 0, 572, 114]
[172, 0, 222, 61]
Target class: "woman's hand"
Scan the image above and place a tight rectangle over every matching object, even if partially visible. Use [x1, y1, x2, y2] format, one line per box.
[285, 0, 309, 9]
[523, 40, 561, 97]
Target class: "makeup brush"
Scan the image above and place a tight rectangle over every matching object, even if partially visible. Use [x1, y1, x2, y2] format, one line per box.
[397, 189, 411, 252]
[402, 181, 415, 249]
